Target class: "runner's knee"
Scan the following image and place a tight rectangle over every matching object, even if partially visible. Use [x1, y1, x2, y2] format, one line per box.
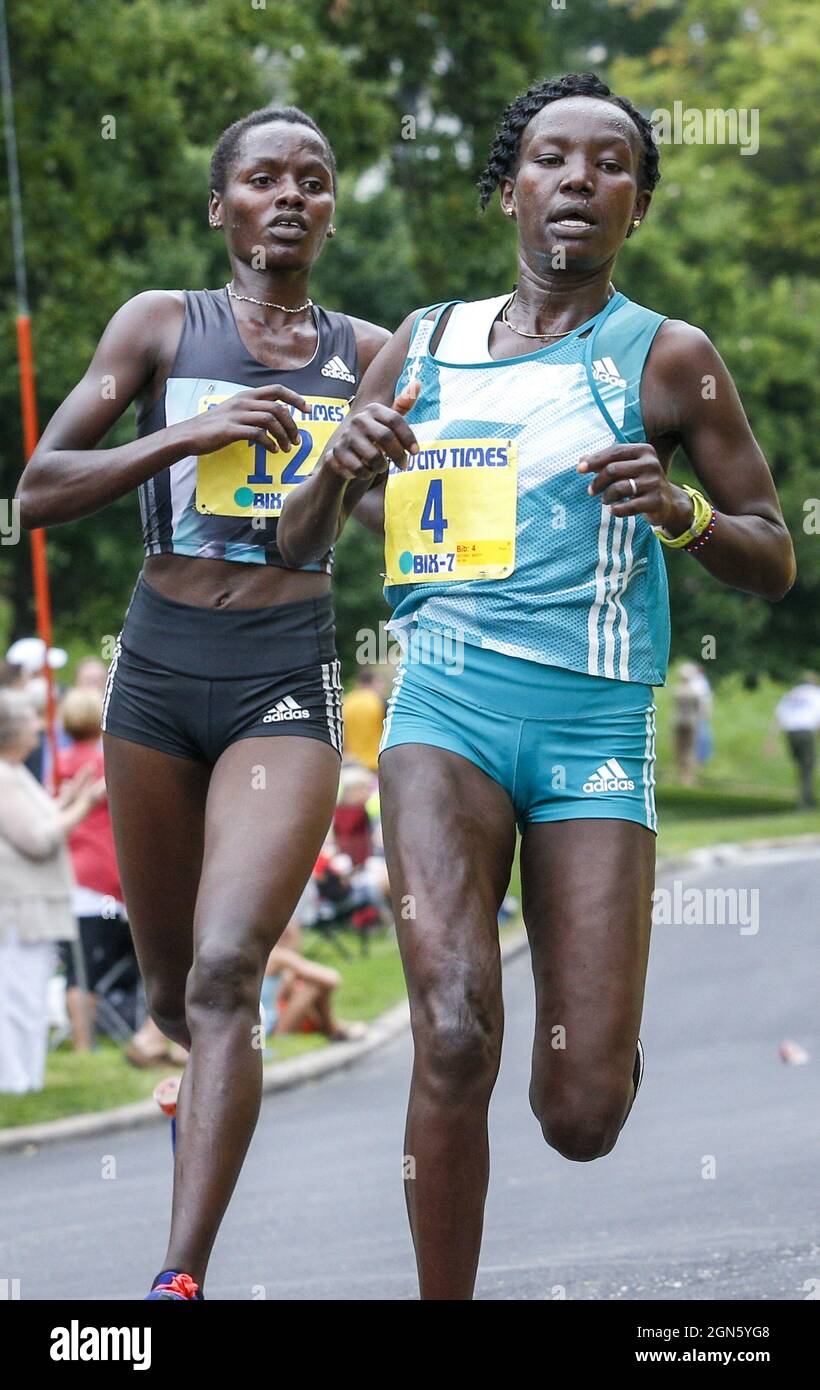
[531, 1078, 630, 1162]
[146, 986, 190, 1049]
[413, 1002, 502, 1102]
[186, 942, 263, 1022]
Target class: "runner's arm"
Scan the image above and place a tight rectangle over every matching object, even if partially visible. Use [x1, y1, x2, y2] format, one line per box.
[17, 292, 306, 528]
[277, 311, 421, 566]
[347, 319, 391, 537]
[16, 292, 189, 527]
[582, 321, 796, 601]
[645, 323, 795, 599]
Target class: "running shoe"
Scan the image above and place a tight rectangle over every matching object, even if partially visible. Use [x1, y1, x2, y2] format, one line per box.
[145, 1270, 203, 1301]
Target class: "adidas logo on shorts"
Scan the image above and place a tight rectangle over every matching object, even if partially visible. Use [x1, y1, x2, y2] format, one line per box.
[320, 355, 356, 384]
[262, 696, 310, 722]
[583, 757, 636, 793]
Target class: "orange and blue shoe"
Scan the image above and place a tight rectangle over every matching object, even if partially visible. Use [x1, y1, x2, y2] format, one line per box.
[145, 1270, 203, 1301]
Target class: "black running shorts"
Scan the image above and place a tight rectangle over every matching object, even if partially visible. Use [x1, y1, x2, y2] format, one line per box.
[101, 575, 343, 763]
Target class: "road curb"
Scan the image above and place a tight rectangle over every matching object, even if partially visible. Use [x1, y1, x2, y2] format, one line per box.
[2, 832, 818, 1154]
[0, 929, 529, 1153]
[654, 831, 820, 876]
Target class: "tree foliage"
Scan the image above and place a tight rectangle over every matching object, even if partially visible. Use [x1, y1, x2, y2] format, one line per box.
[2, 0, 816, 682]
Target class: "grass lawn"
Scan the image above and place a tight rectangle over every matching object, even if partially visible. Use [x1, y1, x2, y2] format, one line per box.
[1, 668, 815, 1131]
[0, 931, 406, 1131]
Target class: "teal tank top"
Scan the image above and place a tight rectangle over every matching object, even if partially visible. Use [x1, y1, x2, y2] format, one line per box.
[383, 290, 671, 685]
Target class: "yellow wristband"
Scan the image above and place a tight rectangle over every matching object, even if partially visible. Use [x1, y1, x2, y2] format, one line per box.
[653, 485, 712, 549]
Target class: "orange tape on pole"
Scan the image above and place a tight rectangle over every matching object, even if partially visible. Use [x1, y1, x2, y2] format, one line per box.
[16, 312, 60, 790]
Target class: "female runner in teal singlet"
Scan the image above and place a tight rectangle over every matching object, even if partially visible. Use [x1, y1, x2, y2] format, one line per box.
[279, 74, 796, 1300]
[18, 106, 389, 1300]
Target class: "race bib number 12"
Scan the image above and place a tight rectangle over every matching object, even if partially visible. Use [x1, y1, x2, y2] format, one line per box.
[384, 437, 517, 584]
[195, 393, 349, 517]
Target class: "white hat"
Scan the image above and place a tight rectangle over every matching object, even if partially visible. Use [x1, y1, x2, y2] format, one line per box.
[6, 637, 69, 675]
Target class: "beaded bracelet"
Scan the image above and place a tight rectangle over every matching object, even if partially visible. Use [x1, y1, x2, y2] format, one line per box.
[684, 505, 717, 552]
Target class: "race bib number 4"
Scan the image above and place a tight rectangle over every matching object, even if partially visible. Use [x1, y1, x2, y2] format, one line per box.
[195, 393, 349, 517]
[384, 438, 517, 584]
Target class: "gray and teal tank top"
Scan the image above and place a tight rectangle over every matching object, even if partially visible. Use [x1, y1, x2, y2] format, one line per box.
[136, 288, 360, 570]
[383, 290, 671, 685]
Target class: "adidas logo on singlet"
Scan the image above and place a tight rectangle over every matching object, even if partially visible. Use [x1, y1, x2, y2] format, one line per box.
[262, 696, 310, 722]
[321, 355, 355, 384]
[592, 356, 627, 388]
[582, 758, 636, 793]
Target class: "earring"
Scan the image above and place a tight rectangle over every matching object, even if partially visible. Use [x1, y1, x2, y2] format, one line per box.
[506, 208, 515, 218]
[327, 224, 336, 238]
[209, 220, 221, 229]
[632, 218, 641, 230]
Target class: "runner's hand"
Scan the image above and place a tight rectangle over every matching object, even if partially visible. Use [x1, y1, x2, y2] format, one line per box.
[321, 378, 420, 483]
[577, 444, 694, 532]
[181, 384, 308, 456]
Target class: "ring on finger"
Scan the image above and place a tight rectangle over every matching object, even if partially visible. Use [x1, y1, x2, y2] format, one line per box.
[626, 477, 638, 497]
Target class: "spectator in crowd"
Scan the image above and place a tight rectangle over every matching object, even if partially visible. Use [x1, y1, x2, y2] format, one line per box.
[333, 763, 376, 865]
[690, 663, 714, 766]
[4, 638, 71, 783]
[54, 689, 138, 1050]
[672, 661, 712, 786]
[124, 1014, 189, 1068]
[333, 764, 391, 911]
[0, 689, 104, 1093]
[262, 920, 367, 1042]
[770, 673, 820, 810]
[0, 660, 26, 691]
[342, 667, 386, 772]
[72, 656, 108, 696]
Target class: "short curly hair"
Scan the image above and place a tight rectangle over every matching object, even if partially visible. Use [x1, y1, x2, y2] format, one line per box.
[209, 105, 338, 196]
[478, 72, 660, 211]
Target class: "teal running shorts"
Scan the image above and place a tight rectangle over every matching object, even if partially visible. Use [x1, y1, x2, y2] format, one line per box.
[379, 627, 658, 834]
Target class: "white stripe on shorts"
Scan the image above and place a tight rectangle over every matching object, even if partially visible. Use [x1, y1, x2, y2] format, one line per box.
[100, 635, 122, 731]
[642, 703, 657, 831]
[321, 661, 342, 753]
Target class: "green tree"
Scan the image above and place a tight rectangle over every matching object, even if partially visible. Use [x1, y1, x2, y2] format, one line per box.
[612, 0, 820, 678]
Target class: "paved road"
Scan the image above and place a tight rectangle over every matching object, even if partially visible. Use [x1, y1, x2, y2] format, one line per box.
[2, 846, 819, 1301]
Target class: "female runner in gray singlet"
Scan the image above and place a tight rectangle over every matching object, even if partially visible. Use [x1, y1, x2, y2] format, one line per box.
[18, 105, 390, 1300]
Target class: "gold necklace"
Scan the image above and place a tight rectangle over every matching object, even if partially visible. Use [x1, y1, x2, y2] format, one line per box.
[226, 283, 313, 313]
[501, 292, 574, 340]
[501, 285, 615, 340]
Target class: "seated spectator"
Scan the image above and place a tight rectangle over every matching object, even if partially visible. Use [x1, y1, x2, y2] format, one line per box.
[54, 689, 138, 1049]
[262, 920, 367, 1042]
[124, 1014, 189, 1069]
[0, 689, 104, 1093]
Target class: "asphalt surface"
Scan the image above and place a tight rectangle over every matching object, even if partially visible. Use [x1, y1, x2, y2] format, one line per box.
[2, 845, 818, 1301]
